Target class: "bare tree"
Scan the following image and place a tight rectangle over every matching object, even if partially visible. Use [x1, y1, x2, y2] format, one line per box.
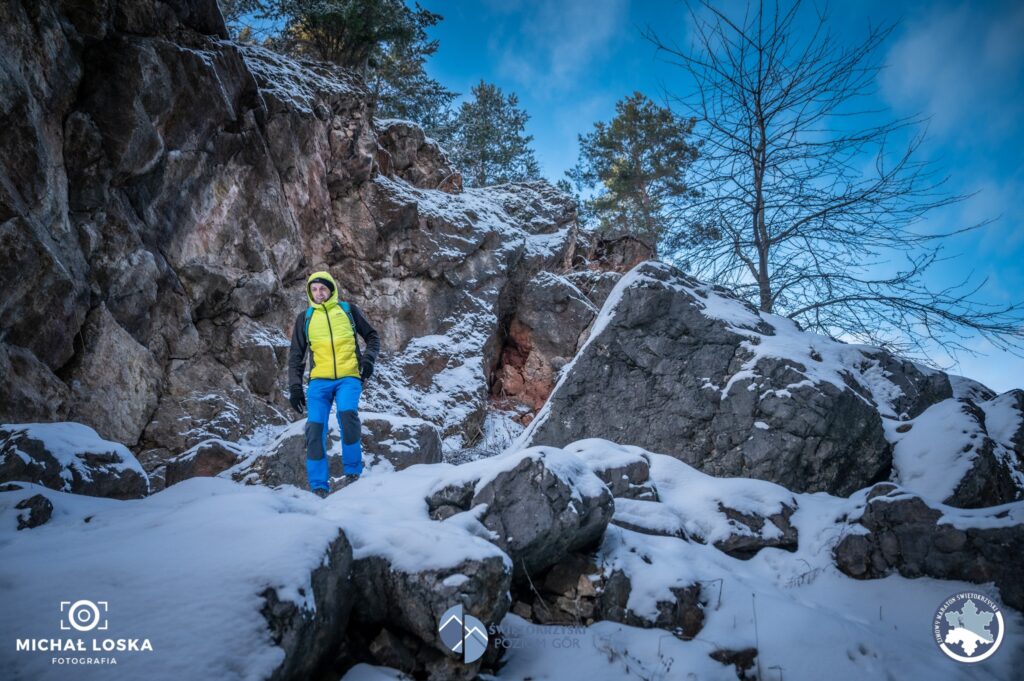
[643, 0, 1024, 360]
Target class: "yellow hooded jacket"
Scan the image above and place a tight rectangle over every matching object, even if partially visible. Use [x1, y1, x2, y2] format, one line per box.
[288, 271, 380, 384]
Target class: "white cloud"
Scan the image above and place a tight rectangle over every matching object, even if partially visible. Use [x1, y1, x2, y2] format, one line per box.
[488, 0, 629, 98]
[881, 2, 1024, 138]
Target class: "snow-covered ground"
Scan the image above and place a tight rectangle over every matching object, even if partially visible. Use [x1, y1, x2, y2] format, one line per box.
[3, 437, 1021, 680]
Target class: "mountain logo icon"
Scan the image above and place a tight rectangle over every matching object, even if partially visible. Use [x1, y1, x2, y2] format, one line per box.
[438, 604, 489, 663]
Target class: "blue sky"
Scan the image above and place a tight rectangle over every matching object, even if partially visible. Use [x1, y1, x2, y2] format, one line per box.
[419, 0, 1024, 391]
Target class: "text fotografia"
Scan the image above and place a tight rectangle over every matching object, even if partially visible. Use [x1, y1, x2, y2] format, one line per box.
[488, 623, 585, 649]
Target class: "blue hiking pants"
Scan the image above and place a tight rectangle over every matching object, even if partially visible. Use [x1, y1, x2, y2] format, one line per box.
[305, 376, 364, 490]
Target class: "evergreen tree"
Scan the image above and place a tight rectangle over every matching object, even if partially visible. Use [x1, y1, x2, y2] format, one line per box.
[450, 81, 540, 188]
[253, 0, 457, 140]
[364, 10, 458, 146]
[566, 92, 700, 248]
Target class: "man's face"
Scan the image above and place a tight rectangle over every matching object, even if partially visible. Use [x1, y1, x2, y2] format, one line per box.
[310, 282, 331, 304]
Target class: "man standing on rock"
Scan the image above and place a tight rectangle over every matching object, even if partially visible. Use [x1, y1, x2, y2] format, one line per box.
[288, 271, 380, 498]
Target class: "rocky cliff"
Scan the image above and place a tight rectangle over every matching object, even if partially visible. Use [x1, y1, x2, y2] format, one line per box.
[0, 0, 614, 481]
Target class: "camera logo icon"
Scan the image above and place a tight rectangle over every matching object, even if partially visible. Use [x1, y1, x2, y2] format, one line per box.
[60, 600, 109, 632]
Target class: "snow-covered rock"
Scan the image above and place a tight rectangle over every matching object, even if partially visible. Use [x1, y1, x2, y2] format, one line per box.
[425, 446, 614, 582]
[0, 477, 355, 681]
[834, 482, 1024, 611]
[373, 118, 461, 191]
[0, 422, 149, 498]
[888, 397, 1024, 507]
[361, 411, 443, 469]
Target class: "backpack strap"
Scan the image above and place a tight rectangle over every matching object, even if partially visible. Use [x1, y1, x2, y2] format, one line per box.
[306, 302, 359, 348]
[339, 301, 359, 345]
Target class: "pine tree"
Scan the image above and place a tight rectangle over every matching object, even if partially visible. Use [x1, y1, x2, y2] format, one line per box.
[450, 81, 540, 188]
[364, 11, 459, 147]
[566, 92, 700, 249]
[253, 0, 457, 140]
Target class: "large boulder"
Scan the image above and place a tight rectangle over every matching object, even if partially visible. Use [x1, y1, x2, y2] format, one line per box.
[426, 448, 614, 582]
[264, 528, 355, 681]
[0, 422, 149, 498]
[348, 554, 511, 680]
[517, 261, 912, 496]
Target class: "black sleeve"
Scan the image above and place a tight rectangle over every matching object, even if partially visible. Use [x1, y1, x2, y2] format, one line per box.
[287, 311, 307, 389]
[350, 303, 380, 364]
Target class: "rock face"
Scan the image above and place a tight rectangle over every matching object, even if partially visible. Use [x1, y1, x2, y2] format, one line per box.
[491, 272, 597, 419]
[833, 484, 1024, 611]
[355, 178, 579, 446]
[0, 423, 149, 498]
[0, 0, 581, 474]
[374, 118, 462, 191]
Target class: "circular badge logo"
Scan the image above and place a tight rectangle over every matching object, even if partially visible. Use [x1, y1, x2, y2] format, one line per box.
[933, 592, 1005, 662]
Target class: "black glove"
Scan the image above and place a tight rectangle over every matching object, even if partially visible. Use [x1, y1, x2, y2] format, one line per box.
[359, 358, 375, 381]
[289, 385, 305, 414]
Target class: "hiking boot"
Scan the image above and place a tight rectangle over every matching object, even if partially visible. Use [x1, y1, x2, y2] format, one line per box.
[312, 487, 330, 499]
[336, 473, 360, 488]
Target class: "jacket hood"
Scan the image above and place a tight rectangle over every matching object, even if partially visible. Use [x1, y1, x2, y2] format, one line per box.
[306, 270, 339, 307]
